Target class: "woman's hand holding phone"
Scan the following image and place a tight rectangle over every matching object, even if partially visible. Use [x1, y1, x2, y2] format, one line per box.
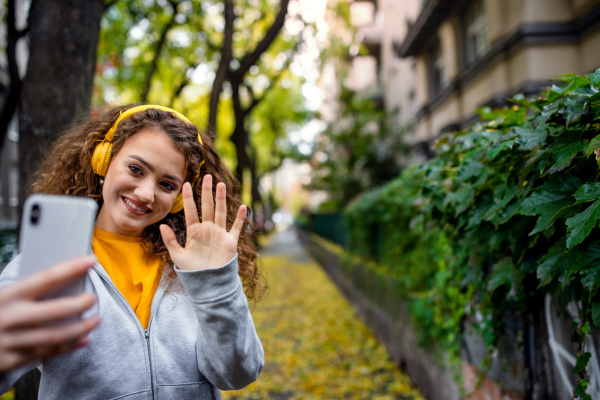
[0, 256, 100, 372]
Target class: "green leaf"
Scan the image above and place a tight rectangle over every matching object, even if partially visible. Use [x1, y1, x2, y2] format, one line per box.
[537, 239, 567, 286]
[548, 76, 589, 102]
[566, 200, 600, 248]
[487, 139, 514, 161]
[586, 134, 600, 156]
[587, 92, 600, 108]
[487, 259, 515, 292]
[546, 136, 587, 175]
[563, 95, 588, 128]
[572, 352, 591, 376]
[574, 182, 600, 202]
[592, 301, 600, 328]
[519, 175, 582, 235]
[591, 68, 600, 86]
[456, 160, 485, 183]
[444, 184, 475, 215]
[514, 126, 547, 151]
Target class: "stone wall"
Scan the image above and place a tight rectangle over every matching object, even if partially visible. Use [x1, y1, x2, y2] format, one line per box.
[296, 228, 600, 400]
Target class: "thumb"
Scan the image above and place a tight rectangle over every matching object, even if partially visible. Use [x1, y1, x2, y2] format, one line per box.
[159, 224, 183, 256]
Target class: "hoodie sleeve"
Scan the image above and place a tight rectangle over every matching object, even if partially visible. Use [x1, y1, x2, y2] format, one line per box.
[0, 256, 41, 394]
[174, 253, 264, 391]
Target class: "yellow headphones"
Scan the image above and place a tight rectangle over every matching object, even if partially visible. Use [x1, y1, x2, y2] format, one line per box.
[91, 105, 204, 214]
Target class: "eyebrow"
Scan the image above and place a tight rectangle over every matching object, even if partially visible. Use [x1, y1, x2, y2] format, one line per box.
[128, 155, 183, 184]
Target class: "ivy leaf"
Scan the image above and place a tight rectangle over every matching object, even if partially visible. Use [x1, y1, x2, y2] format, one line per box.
[548, 76, 589, 102]
[572, 352, 592, 376]
[519, 175, 582, 235]
[586, 134, 600, 156]
[514, 126, 547, 151]
[537, 239, 567, 286]
[563, 95, 588, 128]
[444, 184, 475, 215]
[487, 139, 514, 161]
[592, 68, 600, 87]
[545, 135, 586, 175]
[587, 92, 600, 108]
[580, 244, 600, 300]
[533, 100, 562, 131]
[574, 182, 600, 202]
[456, 160, 485, 183]
[566, 200, 600, 249]
[593, 301, 600, 328]
[487, 259, 515, 292]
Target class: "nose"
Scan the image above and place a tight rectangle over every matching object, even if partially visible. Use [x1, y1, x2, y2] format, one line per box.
[133, 178, 155, 204]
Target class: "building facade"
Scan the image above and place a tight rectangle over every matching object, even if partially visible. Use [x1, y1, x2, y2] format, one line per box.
[392, 0, 600, 146]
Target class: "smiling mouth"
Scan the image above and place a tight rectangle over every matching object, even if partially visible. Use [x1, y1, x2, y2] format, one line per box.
[122, 197, 151, 214]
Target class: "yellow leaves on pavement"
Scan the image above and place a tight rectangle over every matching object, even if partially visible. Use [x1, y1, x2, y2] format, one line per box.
[223, 247, 423, 400]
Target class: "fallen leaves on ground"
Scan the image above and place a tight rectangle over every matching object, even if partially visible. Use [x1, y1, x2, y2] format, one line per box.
[223, 243, 423, 400]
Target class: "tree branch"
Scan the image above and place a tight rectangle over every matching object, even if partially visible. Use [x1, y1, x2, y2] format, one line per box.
[235, 0, 290, 78]
[104, 0, 119, 11]
[140, 0, 179, 103]
[0, 0, 24, 156]
[207, 0, 234, 133]
[243, 38, 301, 116]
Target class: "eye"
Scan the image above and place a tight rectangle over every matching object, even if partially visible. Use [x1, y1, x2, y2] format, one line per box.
[128, 165, 143, 175]
[160, 181, 176, 192]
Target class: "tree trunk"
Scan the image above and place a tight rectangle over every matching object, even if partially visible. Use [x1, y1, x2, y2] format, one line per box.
[207, 0, 233, 135]
[16, 1, 104, 394]
[231, 77, 249, 185]
[18, 0, 104, 213]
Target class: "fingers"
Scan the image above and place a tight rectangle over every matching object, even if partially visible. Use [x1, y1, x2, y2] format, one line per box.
[201, 174, 214, 223]
[215, 182, 227, 229]
[182, 182, 200, 226]
[159, 224, 183, 255]
[5, 315, 100, 350]
[229, 204, 247, 242]
[0, 293, 97, 329]
[0, 256, 95, 302]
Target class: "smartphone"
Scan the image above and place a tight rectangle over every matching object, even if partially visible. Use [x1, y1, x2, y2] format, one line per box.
[19, 194, 98, 300]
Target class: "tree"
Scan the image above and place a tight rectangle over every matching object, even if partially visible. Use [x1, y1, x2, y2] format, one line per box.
[96, 0, 311, 212]
[18, 0, 105, 210]
[10, 0, 104, 397]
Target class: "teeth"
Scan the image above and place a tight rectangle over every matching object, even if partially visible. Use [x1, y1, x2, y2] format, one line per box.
[124, 198, 150, 213]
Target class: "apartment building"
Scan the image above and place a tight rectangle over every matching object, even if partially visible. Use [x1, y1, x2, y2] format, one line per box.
[391, 0, 600, 145]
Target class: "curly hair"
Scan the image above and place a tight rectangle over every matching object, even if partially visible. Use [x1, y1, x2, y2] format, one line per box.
[31, 105, 266, 301]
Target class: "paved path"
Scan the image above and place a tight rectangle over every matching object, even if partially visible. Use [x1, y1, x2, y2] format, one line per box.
[223, 227, 422, 400]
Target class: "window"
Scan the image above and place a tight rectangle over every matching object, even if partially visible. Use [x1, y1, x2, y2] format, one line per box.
[429, 38, 445, 96]
[464, 0, 489, 65]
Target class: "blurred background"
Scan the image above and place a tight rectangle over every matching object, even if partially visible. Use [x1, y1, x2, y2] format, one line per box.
[2, 0, 600, 399]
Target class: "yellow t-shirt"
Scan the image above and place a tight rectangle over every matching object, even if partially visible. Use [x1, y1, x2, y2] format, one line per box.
[92, 228, 162, 329]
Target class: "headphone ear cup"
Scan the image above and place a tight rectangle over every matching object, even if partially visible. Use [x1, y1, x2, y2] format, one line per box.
[92, 141, 113, 176]
[170, 193, 184, 214]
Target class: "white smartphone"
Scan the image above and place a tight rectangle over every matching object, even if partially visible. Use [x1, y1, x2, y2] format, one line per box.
[19, 194, 98, 299]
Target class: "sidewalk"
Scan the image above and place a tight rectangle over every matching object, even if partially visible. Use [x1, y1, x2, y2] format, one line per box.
[223, 227, 422, 400]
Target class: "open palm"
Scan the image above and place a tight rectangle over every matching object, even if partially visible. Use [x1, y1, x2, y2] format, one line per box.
[159, 175, 246, 270]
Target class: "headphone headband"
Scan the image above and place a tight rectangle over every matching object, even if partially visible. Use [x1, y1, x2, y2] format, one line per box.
[105, 105, 203, 145]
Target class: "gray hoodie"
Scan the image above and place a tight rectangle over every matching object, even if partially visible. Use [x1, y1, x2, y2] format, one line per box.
[0, 253, 264, 399]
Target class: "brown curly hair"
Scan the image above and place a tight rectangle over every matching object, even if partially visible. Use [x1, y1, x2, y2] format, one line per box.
[31, 105, 266, 301]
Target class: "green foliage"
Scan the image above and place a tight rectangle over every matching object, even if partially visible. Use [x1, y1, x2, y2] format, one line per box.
[95, 0, 310, 179]
[306, 88, 410, 209]
[344, 69, 600, 396]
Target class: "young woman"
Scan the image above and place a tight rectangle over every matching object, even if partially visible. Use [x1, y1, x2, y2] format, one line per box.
[0, 105, 265, 399]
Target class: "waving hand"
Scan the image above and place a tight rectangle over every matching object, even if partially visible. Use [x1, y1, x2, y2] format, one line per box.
[159, 175, 246, 270]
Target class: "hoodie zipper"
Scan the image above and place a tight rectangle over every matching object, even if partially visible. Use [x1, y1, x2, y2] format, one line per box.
[144, 329, 155, 400]
[93, 266, 165, 400]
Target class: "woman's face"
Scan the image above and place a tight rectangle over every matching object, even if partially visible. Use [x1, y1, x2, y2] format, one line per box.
[95, 127, 187, 236]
